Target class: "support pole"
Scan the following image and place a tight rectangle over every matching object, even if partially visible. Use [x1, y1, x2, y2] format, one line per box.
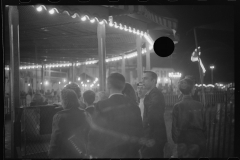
[97, 22, 106, 91]
[136, 35, 143, 82]
[194, 28, 205, 106]
[145, 31, 151, 70]
[9, 6, 21, 158]
[71, 61, 74, 82]
[41, 62, 44, 91]
[121, 54, 126, 77]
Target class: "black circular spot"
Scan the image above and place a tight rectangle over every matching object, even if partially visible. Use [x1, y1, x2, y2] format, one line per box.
[153, 37, 175, 57]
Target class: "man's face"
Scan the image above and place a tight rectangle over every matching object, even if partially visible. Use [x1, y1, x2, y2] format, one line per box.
[137, 86, 147, 98]
[142, 72, 156, 90]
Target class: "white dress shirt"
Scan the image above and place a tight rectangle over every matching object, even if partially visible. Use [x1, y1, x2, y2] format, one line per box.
[139, 98, 144, 120]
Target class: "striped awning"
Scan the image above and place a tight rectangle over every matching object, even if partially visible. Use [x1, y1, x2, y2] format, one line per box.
[103, 5, 178, 31]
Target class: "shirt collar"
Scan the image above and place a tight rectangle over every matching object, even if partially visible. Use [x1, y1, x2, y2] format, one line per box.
[108, 93, 124, 99]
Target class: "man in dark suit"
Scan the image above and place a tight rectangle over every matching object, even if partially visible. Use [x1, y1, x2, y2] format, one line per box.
[87, 73, 143, 158]
[140, 70, 167, 158]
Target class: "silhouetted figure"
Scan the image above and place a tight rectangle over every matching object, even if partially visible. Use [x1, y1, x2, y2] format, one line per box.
[140, 71, 167, 158]
[88, 73, 143, 158]
[48, 89, 90, 158]
[83, 90, 96, 116]
[122, 82, 138, 105]
[172, 78, 207, 158]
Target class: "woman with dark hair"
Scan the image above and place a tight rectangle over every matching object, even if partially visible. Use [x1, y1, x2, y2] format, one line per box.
[122, 82, 138, 105]
[48, 88, 90, 158]
[172, 78, 207, 158]
[65, 82, 86, 109]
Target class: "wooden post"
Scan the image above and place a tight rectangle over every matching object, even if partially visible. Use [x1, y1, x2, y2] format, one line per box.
[194, 28, 206, 107]
[136, 35, 143, 82]
[9, 6, 21, 158]
[121, 54, 126, 77]
[97, 22, 106, 91]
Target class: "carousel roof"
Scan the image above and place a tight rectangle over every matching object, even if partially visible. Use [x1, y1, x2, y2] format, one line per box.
[4, 5, 179, 68]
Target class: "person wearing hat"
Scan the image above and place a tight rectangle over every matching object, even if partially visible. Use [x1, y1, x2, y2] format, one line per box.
[172, 78, 207, 158]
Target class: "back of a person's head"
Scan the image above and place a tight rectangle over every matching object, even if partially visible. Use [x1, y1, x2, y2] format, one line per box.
[122, 83, 138, 102]
[64, 82, 81, 99]
[83, 90, 95, 106]
[178, 78, 194, 95]
[107, 73, 125, 91]
[61, 88, 80, 109]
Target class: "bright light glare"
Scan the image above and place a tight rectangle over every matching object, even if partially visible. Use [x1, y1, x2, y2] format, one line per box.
[37, 6, 43, 12]
[49, 9, 55, 14]
[90, 19, 95, 23]
[81, 16, 87, 21]
[45, 81, 49, 85]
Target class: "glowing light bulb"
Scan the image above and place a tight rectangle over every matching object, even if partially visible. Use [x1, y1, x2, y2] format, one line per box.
[37, 6, 43, 12]
[59, 82, 61, 84]
[49, 9, 55, 14]
[81, 16, 87, 21]
[109, 23, 114, 27]
[90, 19, 95, 23]
[78, 77, 81, 81]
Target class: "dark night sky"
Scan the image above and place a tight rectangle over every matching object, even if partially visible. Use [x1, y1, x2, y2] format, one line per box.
[148, 5, 234, 84]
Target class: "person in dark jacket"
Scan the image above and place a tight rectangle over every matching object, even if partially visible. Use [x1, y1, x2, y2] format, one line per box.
[172, 78, 207, 158]
[87, 73, 143, 158]
[83, 90, 96, 116]
[48, 88, 90, 158]
[140, 70, 167, 158]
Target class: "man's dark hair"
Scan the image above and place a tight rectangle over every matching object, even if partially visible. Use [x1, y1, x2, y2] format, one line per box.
[64, 82, 81, 99]
[107, 73, 125, 91]
[83, 90, 95, 106]
[178, 78, 194, 95]
[143, 70, 158, 81]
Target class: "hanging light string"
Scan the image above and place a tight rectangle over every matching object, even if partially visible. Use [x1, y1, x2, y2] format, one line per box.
[4, 5, 155, 71]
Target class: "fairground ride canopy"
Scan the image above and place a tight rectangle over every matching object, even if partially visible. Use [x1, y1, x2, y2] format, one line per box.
[4, 5, 179, 69]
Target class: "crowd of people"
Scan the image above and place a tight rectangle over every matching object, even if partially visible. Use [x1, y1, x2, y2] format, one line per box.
[47, 71, 207, 158]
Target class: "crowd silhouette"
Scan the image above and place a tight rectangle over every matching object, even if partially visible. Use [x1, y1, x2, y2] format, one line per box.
[46, 71, 206, 158]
